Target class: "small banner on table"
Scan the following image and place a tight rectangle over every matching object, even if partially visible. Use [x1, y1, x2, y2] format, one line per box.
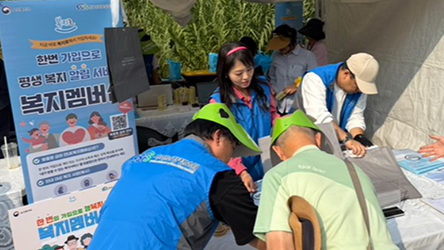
[8, 182, 115, 250]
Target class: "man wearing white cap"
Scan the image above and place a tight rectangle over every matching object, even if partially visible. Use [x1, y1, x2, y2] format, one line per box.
[294, 52, 379, 157]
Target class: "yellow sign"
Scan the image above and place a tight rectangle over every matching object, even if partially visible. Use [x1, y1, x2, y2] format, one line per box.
[281, 16, 298, 21]
[30, 34, 103, 49]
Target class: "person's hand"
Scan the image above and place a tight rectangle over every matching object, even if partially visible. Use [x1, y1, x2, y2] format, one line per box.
[240, 171, 257, 193]
[419, 135, 444, 161]
[345, 139, 367, 157]
[284, 85, 298, 95]
[354, 134, 374, 147]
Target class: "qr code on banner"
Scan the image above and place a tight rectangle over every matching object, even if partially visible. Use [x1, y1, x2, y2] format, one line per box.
[110, 113, 128, 131]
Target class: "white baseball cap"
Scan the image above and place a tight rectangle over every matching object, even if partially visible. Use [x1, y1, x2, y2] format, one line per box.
[346, 53, 379, 95]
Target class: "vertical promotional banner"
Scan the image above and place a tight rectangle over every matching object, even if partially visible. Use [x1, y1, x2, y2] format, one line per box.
[0, 0, 137, 203]
[8, 182, 115, 250]
[275, 2, 304, 43]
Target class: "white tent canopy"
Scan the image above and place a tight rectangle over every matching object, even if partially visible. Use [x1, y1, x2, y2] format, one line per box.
[149, 0, 444, 150]
[322, 0, 444, 150]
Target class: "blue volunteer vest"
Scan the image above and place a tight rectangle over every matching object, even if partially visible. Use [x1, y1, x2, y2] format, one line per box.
[309, 63, 362, 131]
[210, 82, 273, 181]
[89, 137, 231, 250]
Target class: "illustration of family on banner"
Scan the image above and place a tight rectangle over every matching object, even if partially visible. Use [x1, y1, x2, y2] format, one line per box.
[0, 0, 138, 248]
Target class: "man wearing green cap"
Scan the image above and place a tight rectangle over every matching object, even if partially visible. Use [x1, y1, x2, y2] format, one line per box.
[253, 110, 398, 250]
[89, 103, 266, 250]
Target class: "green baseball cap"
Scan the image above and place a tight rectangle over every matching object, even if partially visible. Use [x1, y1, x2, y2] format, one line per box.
[193, 103, 261, 158]
[270, 110, 320, 165]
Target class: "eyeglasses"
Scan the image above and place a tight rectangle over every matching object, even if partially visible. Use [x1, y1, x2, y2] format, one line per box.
[67, 240, 77, 246]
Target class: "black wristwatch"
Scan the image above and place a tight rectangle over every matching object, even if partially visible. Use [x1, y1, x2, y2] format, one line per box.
[341, 132, 353, 144]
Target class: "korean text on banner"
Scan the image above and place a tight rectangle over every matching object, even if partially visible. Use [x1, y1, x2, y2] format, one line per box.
[0, 0, 137, 203]
[275, 2, 304, 44]
[8, 182, 115, 250]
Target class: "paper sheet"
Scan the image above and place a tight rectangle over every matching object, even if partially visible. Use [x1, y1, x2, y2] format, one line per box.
[423, 197, 444, 215]
[258, 136, 272, 173]
[393, 149, 444, 175]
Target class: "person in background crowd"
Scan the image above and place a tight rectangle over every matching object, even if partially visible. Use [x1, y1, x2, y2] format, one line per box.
[294, 52, 379, 157]
[138, 29, 161, 85]
[267, 24, 318, 116]
[420, 135, 444, 161]
[0, 58, 13, 158]
[240, 36, 258, 58]
[240, 36, 264, 77]
[299, 18, 329, 66]
[210, 42, 280, 190]
[254, 110, 399, 250]
[89, 103, 266, 250]
[240, 36, 274, 79]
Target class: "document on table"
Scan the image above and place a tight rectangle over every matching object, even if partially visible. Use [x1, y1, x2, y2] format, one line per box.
[426, 169, 444, 185]
[258, 136, 272, 173]
[393, 149, 444, 175]
[423, 197, 444, 215]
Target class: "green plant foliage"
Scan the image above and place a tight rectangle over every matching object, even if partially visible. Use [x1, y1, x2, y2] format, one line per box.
[123, 0, 275, 76]
[123, 0, 316, 77]
[303, 0, 316, 22]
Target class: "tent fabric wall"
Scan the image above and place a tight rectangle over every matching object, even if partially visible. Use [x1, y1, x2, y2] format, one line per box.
[150, 0, 196, 26]
[148, 0, 301, 26]
[323, 0, 444, 150]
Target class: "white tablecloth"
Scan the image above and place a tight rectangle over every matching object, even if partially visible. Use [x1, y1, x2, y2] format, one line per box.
[135, 105, 200, 138]
[387, 170, 444, 250]
[0, 160, 25, 250]
[205, 169, 444, 250]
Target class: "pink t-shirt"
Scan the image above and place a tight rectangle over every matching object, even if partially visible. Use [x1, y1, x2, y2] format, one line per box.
[309, 40, 329, 66]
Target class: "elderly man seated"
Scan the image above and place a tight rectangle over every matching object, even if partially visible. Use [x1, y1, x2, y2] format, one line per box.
[253, 110, 398, 250]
